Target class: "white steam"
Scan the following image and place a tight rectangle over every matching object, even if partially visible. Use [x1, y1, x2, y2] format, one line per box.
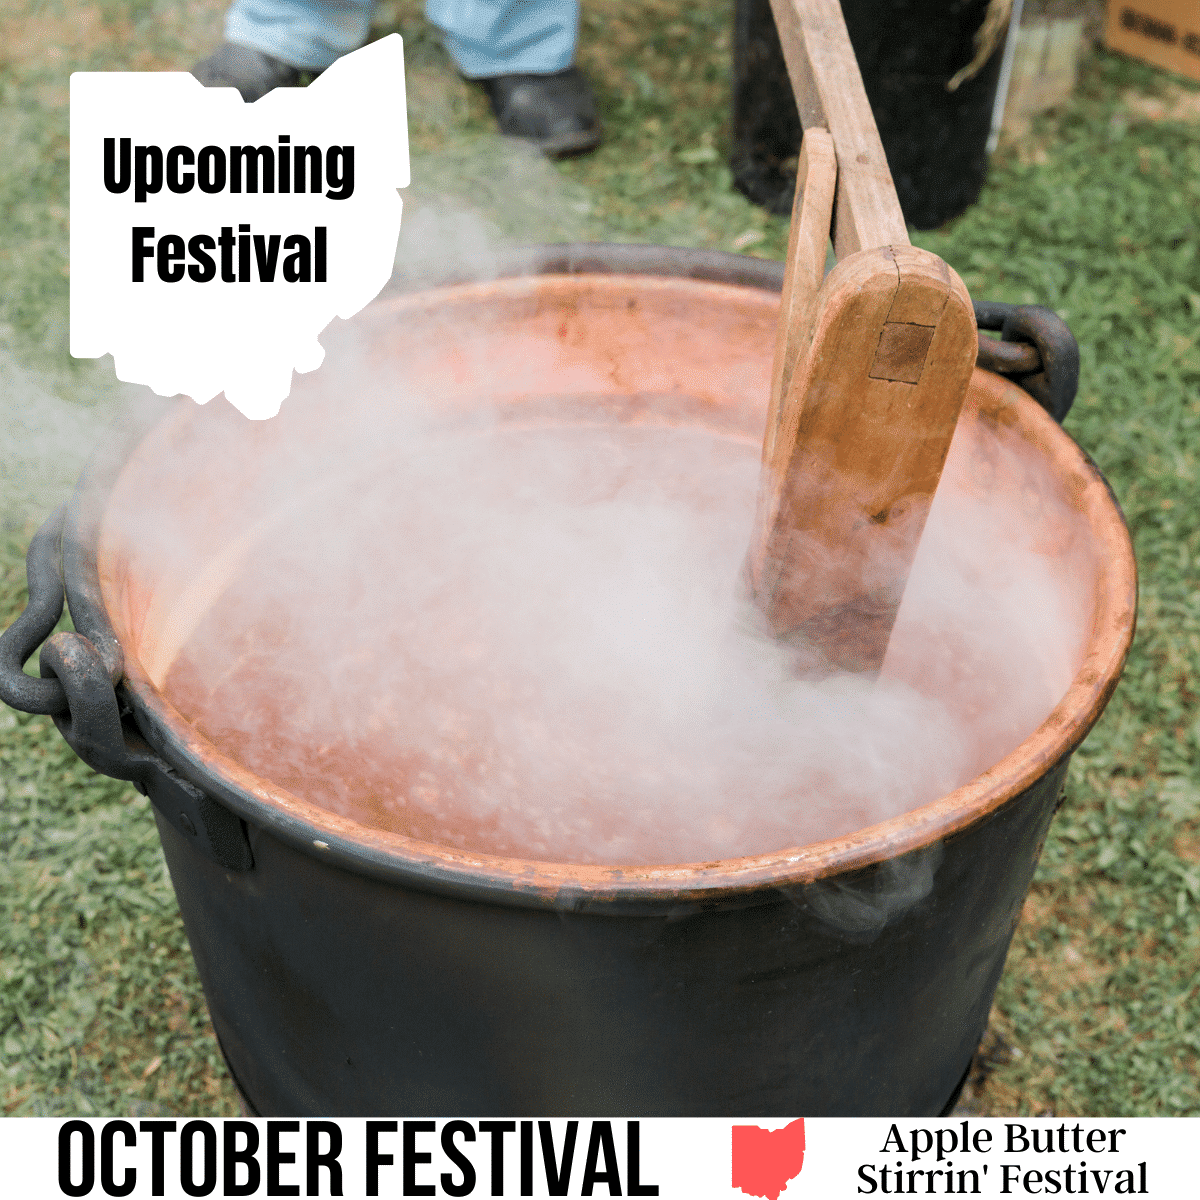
[153, 370, 1091, 866]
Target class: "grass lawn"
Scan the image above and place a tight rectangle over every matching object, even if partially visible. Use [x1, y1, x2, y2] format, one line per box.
[1, 0, 1198, 1116]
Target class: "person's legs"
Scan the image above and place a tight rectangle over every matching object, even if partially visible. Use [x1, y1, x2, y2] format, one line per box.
[425, 0, 598, 156]
[224, 0, 374, 70]
[194, 0, 598, 154]
[192, 0, 372, 101]
[424, 0, 577, 78]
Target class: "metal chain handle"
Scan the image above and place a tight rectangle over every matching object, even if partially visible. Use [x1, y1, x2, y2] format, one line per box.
[973, 300, 1080, 424]
[0, 506, 74, 714]
[0, 506, 252, 871]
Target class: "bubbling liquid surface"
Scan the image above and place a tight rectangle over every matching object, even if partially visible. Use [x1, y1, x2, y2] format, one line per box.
[163, 417, 1087, 866]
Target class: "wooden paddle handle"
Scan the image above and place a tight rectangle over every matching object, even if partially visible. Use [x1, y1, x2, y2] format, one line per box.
[762, 127, 838, 473]
[746, 1, 980, 673]
[767, 0, 908, 258]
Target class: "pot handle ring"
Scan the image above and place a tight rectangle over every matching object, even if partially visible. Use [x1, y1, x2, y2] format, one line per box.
[0, 506, 253, 872]
[973, 301, 1080, 424]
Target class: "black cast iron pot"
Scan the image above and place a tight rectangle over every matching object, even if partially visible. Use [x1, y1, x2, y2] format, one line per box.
[0, 245, 1134, 1116]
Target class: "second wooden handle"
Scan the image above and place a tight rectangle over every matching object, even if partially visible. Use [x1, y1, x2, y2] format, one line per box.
[767, 0, 908, 257]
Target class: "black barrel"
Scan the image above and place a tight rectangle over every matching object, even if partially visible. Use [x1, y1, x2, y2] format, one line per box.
[732, 0, 1010, 226]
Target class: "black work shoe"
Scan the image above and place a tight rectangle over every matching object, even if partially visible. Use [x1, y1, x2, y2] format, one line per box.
[191, 42, 302, 103]
[478, 68, 601, 158]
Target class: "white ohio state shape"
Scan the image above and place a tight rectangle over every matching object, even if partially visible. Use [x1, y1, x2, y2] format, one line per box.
[70, 36, 408, 420]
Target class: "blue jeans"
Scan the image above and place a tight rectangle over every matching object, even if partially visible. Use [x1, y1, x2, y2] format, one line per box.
[225, 0, 579, 76]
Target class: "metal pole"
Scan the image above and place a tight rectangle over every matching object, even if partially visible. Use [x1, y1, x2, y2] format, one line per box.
[987, 0, 1025, 154]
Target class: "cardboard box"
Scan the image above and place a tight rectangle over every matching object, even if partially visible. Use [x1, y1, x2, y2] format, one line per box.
[1104, 0, 1200, 83]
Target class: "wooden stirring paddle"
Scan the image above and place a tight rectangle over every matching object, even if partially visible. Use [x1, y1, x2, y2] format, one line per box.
[745, 0, 978, 675]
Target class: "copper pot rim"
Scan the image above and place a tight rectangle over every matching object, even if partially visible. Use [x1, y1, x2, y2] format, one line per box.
[93, 278, 1137, 907]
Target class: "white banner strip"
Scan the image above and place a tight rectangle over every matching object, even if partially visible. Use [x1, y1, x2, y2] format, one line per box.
[4, 1117, 1194, 1198]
